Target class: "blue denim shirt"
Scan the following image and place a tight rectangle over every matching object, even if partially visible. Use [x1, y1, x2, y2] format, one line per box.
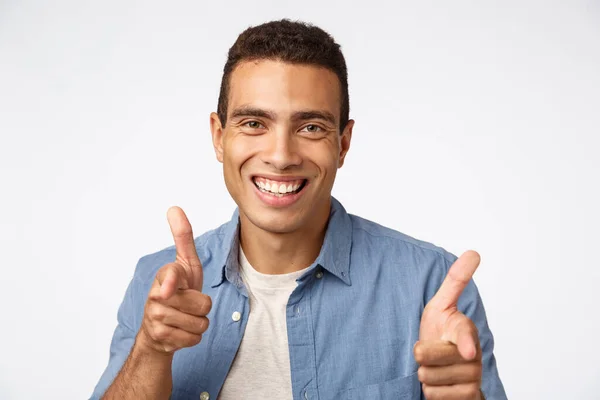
[91, 198, 506, 399]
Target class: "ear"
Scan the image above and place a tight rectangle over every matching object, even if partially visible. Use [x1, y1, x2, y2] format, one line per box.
[338, 119, 354, 168]
[210, 112, 225, 163]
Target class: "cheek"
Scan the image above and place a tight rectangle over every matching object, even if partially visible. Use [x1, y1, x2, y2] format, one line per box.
[223, 137, 257, 177]
[305, 141, 340, 174]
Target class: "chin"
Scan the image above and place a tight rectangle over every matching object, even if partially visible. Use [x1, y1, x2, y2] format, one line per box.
[245, 208, 305, 234]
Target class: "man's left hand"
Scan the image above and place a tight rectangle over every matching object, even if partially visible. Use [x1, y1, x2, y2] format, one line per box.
[414, 250, 484, 400]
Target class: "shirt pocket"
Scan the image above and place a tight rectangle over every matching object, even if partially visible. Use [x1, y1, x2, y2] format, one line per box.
[335, 371, 420, 400]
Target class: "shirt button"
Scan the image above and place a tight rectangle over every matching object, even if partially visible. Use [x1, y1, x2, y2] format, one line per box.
[315, 271, 323, 279]
[200, 391, 210, 400]
[232, 311, 241, 322]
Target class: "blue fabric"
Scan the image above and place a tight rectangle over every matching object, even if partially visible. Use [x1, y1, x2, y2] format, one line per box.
[91, 197, 506, 399]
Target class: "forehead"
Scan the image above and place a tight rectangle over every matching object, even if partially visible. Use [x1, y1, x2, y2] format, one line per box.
[227, 60, 341, 120]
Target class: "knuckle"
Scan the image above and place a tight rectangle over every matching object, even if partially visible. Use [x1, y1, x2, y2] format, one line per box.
[192, 317, 205, 333]
[193, 293, 212, 315]
[166, 261, 179, 270]
[157, 263, 172, 276]
[199, 317, 210, 333]
[155, 265, 169, 285]
[413, 345, 424, 363]
[153, 325, 172, 341]
[148, 286, 162, 300]
[148, 305, 166, 321]
[192, 316, 208, 334]
[203, 295, 213, 314]
[163, 262, 180, 274]
[190, 334, 202, 347]
[181, 332, 202, 348]
[163, 344, 177, 353]
[417, 366, 428, 383]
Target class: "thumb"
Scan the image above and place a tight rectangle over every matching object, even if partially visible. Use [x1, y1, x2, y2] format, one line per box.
[167, 206, 203, 290]
[429, 250, 480, 311]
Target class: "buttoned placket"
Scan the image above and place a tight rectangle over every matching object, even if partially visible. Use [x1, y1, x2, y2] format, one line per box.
[286, 267, 325, 400]
[196, 280, 250, 400]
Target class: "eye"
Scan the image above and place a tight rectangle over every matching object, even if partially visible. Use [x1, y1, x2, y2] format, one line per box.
[244, 120, 265, 129]
[300, 124, 323, 133]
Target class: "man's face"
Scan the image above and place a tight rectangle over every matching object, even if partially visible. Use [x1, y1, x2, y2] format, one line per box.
[210, 60, 353, 234]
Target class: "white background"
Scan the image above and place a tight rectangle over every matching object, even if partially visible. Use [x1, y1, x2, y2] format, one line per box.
[1, 1, 599, 399]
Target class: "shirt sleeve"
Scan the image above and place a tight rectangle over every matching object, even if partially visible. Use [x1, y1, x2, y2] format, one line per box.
[89, 270, 141, 399]
[444, 255, 508, 400]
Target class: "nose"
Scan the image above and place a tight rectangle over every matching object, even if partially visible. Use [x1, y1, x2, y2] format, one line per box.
[260, 130, 302, 170]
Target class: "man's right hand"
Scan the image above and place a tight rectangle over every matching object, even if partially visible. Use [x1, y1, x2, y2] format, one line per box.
[138, 206, 212, 354]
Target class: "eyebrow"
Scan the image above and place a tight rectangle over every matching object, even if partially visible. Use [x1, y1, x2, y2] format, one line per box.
[229, 106, 337, 126]
[230, 106, 276, 121]
[291, 110, 337, 126]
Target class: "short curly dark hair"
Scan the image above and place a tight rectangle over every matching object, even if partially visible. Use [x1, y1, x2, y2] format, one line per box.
[217, 19, 349, 131]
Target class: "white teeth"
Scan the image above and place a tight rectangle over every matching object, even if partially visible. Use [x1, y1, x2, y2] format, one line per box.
[254, 178, 304, 196]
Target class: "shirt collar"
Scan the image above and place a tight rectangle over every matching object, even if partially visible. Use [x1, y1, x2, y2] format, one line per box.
[210, 196, 353, 288]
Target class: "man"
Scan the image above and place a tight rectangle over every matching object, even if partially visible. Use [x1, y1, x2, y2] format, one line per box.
[91, 20, 506, 400]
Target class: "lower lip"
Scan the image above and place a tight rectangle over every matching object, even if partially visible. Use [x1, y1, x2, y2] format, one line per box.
[252, 181, 308, 208]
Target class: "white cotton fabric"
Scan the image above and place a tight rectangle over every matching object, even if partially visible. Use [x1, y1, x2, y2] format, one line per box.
[217, 247, 310, 400]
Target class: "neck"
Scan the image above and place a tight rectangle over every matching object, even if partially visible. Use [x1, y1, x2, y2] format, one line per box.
[239, 200, 331, 275]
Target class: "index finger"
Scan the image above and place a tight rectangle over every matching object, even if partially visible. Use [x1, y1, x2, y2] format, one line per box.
[167, 206, 201, 267]
[429, 250, 480, 310]
[155, 263, 189, 300]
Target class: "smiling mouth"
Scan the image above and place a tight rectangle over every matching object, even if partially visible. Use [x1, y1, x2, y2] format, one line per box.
[252, 177, 308, 197]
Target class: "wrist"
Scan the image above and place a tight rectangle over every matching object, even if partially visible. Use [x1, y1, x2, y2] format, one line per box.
[133, 332, 175, 363]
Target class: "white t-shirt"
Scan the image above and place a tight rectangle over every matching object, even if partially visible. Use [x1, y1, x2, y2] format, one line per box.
[217, 247, 310, 400]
